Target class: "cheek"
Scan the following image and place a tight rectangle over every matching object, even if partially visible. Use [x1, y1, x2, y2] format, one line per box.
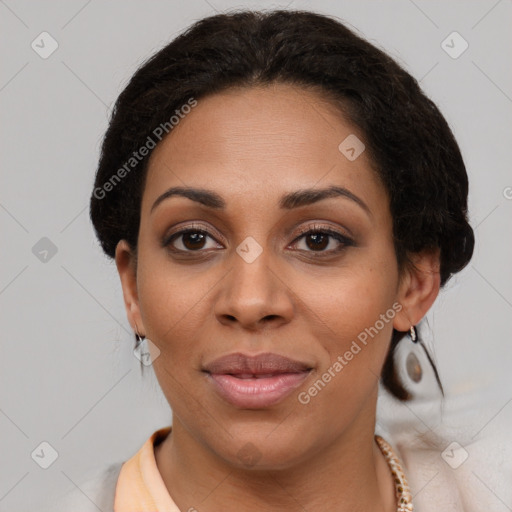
[136, 264, 208, 413]
[136, 253, 205, 358]
[292, 264, 399, 433]
[297, 246, 399, 371]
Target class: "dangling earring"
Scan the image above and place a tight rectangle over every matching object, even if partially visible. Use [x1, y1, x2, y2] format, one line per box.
[406, 324, 422, 383]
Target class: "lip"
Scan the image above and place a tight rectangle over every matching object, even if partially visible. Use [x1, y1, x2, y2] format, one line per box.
[203, 352, 312, 408]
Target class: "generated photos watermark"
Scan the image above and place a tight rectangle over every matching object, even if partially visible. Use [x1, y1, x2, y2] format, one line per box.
[297, 301, 403, 404]
[93, 97, 198, 200]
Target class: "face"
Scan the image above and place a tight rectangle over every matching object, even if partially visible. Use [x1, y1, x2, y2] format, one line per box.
[116, 82, 438, 470]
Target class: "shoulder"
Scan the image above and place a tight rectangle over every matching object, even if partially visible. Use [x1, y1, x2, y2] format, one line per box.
[377, 379, 512, 512]
[41, 462, 124, 512]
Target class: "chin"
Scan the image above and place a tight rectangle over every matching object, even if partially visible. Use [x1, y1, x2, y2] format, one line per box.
[210, 422, 316, 471]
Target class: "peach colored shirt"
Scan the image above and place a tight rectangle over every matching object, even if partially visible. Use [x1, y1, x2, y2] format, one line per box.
[111, 418, 492, 512]
[114, 426, 180, 511]
[113, 427, 413, 511]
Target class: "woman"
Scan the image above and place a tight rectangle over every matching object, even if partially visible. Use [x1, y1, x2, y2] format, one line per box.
[66, 9, 474, 511]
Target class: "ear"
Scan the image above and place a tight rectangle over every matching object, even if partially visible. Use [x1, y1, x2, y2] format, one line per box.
[115, 239, 145, 337]
[393, 248, 441, 332]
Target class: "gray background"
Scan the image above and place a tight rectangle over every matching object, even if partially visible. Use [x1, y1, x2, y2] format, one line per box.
[1, 0, 511, 509]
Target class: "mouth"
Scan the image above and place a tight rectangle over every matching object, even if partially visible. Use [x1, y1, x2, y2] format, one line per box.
[203, 352, 313, 409]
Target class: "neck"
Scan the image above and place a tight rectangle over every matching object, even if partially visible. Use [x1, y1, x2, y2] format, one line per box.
[155, 399, 396, 512]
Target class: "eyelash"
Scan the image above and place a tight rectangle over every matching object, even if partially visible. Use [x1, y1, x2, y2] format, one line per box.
[163, 223, 354, 256]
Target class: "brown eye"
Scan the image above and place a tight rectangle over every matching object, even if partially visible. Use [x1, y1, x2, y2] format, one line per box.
[305, 233, 329, 251]
[291, 226, 354, 254]
[165, 229, 221, 252]
[181, 232, 207, 250]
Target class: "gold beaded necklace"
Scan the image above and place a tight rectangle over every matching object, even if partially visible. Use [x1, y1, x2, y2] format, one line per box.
[375, 435, 414, 512]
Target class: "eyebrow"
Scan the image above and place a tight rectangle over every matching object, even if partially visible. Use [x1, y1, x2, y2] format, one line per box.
[150, 185, 372, 217]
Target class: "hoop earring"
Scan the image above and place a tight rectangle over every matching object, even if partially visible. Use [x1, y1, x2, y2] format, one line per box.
[134, 322, 145, 343]
[409, 325, 418, 343]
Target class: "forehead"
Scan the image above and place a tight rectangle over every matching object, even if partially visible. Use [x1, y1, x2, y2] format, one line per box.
[143, 83, 386, 213]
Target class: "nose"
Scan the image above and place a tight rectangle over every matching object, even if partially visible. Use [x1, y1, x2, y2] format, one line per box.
[214, 247, 294, 331]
